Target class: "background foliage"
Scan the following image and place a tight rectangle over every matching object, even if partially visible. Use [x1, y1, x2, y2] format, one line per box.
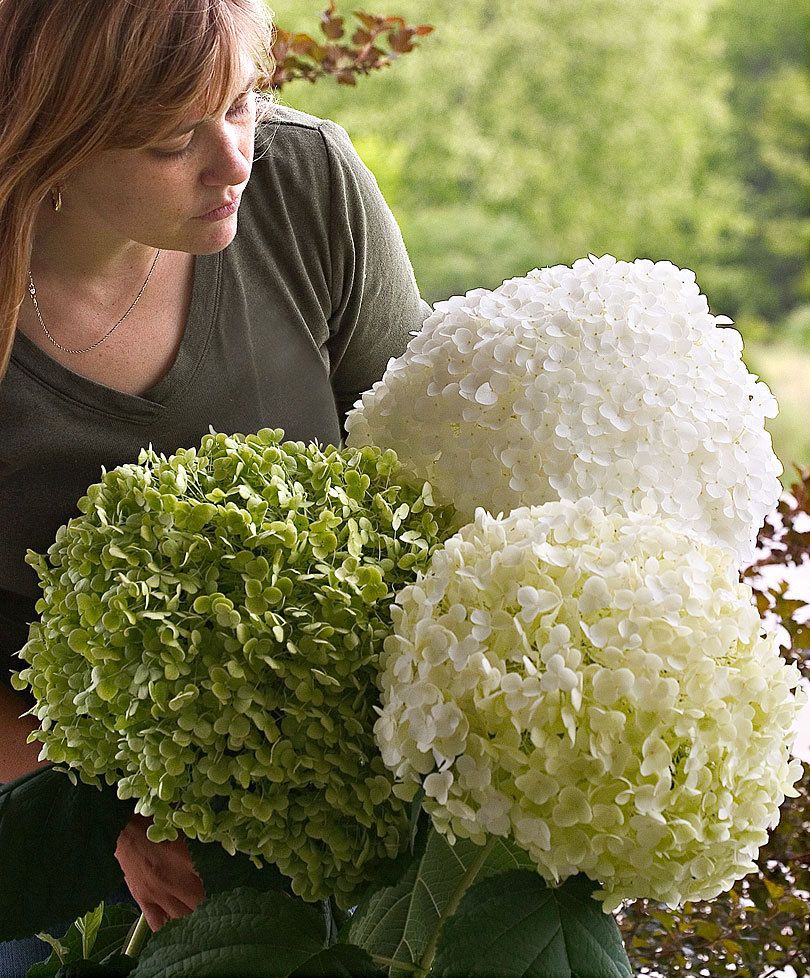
[272, 0, 808, 322]
[270, 0, 810, 483]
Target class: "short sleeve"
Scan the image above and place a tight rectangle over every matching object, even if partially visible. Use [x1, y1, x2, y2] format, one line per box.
[319, 120, 431, 442]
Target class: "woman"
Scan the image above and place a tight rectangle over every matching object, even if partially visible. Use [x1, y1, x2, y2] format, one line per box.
[0, 0, 430, 971]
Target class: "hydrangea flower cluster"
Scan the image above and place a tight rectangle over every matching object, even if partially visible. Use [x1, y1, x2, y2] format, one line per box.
[346, 254, 783, 566]
[374, 499, 805, 911]
[13, 428, 461, 906]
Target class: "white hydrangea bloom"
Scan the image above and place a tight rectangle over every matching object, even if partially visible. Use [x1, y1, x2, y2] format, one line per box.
[346, 255, 782, 566]
[374, 500, 805, 911]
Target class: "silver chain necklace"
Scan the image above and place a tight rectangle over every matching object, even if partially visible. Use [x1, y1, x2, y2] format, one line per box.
[26, 249, 162, 355]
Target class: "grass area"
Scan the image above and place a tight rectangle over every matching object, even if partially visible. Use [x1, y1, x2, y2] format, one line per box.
[744, 341, 810, 490]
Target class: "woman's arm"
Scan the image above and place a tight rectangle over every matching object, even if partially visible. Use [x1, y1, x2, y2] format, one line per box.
[0, 681, 49, 782]
[319, 119, 431, 442]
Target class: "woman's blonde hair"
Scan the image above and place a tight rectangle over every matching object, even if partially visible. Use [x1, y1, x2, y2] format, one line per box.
[0, 0, 277, 384]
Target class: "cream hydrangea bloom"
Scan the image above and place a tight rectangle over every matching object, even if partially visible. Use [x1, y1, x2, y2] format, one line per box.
[373, 500, 805, 911]
[346, 255, 782, 566]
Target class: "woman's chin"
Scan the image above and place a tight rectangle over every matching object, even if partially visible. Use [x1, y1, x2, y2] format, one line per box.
[191, 217, 239, 254]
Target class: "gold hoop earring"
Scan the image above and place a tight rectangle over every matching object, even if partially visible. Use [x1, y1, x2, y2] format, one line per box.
[50, 186, 62, 212]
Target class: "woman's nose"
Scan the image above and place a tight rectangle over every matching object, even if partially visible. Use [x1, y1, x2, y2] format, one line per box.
[201, 127, 252, 188]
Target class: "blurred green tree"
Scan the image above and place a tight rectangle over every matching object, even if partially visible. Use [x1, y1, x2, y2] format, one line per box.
[272, 0, 807, 337]
[709, 0, 810, 332]
[273, 0, 748, 315]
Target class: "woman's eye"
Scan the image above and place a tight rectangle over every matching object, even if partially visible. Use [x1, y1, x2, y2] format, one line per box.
[228, 95, 253, 118]
[154, 95, 254, 159]
[157, 142, 193, 159]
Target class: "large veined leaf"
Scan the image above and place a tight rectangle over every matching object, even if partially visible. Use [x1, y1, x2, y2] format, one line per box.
[186, 837, 341, 945]
[0, 765, 134, 940]
[288, 943, 386, 977]
[51, 954, 135, 978]
[185, 837, 295, 897]
[129, 887, 328, 978]
[334, 799, 431, 943]
[432, 871, 633, 978]
[52, 958, 136, 977]
[347, 820, 534, 977]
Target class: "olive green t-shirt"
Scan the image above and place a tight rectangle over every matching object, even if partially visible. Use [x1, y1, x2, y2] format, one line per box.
[0, 105, 431, 705]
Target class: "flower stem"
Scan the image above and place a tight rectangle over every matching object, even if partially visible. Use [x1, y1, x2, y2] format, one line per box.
[414, 835, 498, 978]
[123, 913, 151, 959]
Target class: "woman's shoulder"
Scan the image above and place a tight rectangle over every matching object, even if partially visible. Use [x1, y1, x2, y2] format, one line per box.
[254, 101, 351, 156]
[258, 101, 331, 132]
[253, 100, 370, 184]
[245, 101, 370, 223]
[238, 103, 353, 252]
[257, 101, 323, 136]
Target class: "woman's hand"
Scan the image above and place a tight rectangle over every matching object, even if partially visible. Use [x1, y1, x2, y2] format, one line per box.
[114, 814, 205, 931]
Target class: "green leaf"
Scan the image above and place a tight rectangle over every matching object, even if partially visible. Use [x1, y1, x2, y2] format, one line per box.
[129, 888, 327, 977]
[432, 871, 632, 978]
[288, 943, 386, 977]
[186, 839, 332, 952]
[762, 878, 785, 900]
[0, 765, 133, 941]
[76, 903, 106, 959]
[327, 899, 353, 945]
[349, 805, 430, 908]
[53, 958, 135, 978]
[32, 933, 71, 968]
[96, 954, 138, 974]
[185, 837, 295, 897]
[347, 826, 533, 977]
[92, 910, 142, 967]
[693, 920, 722, 941]
[408, 787, 425, 855]
[27, 904, 141, 978]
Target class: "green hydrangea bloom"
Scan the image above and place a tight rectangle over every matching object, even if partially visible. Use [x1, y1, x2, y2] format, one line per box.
[12, 428, 461, 906]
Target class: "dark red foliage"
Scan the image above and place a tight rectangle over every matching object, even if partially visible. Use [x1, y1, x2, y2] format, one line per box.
[269, 2, 434, 89]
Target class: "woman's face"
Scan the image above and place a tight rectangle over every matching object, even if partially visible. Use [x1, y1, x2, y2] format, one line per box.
[61, 58, 260, 256]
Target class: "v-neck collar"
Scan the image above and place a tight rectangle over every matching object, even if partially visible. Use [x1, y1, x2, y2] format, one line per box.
[11, 250, 222, 424]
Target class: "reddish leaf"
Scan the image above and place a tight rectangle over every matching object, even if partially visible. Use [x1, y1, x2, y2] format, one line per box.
[354, 12, 383, 30]
[319, 0, 341, 36]
[288, 32, 321, 57]
[794, 625, 810, 649]
[321, 43, 346, 66]
[267, 5, 432, 91]
[357, 44, 386, 65]
[388, 28, 415, 53]
[321, 8, 345, 41]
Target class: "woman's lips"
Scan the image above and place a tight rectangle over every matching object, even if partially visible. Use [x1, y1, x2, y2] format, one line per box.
[199, 197, 240, 220]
